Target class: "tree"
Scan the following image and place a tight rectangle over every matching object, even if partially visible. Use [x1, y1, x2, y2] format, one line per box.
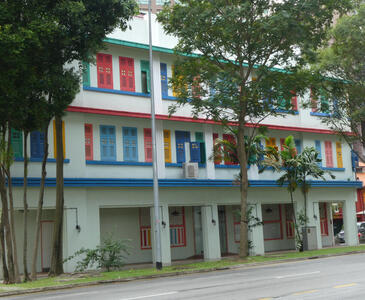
[315, 3, 365, 160]
[158, 0, 351, 257]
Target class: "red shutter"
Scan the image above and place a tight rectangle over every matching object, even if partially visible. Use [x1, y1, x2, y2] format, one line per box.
[84, 124, 93, 160]
[280, 138, 285, 151]
[324, 141, 333, 167]
[213, 133, 221, 165]
[291, 93, 298, 111]
[223, 134, 237, 165]
[119, 57, 135, 92]
[97, 53, 113, 89]
[144, 128, 152, 162]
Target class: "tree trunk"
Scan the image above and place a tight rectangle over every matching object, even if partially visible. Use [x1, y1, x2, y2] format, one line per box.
[290, 188, 302, 251]
[237, 120, 249, 257]
[31, 125, 49, 280]
[22, 131, 30, 282]
[49, 116, 64, 276]
[0, 168, 15, 283]
[6, 127, 21, 283]
[0, 211, 9, 284]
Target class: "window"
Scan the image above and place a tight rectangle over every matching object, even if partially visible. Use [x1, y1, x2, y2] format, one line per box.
[164, 130, 172, 163]
[160, 63, 168, 97]
[100, 125, 116, 161]
[30, 131, 45, 159]
[123, 127, 138, 162]
[175, 131, 190, 163]
[336, 142, 343, 168]
[324, 141, 333, 168]
[285, 204, 294, 239]
[295, 139, 301, 154]
[82, 62, 90, 87]
[315, 140, 322, 166]
[140, 60, 150, 94]
[280, 138, 285, 151]
[213, 133, 221, 165]
[11, 129, 23, 158]
[96, 53, 113, 89]
[195, 132, 206, 164]
[119, 57, 135, 92]
[266, 137, 277, 151]
[139, 208, 151, 250]
[144, 128, 152, 162]
[190, 142, 201, 163]
[222, 134, 238, 165]
[53, 120, 65, 159]
[262, 204, 283, 241]
[311, 88, 330, 114]
[169, 207, 186, 247]
[84, 124, 93, 160]
[319, 203, 328, 236]
[278, 91, 298, 111]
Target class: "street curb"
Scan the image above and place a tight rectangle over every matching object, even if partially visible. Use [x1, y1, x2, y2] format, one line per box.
[1, 249, 365, 297]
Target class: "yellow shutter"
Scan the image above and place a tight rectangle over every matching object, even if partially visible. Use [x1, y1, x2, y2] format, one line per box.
[336, 142, 343, 168]
[266, 137, 276, 148]
[53, 120, 66, 159]
[164, 130, 171, 163]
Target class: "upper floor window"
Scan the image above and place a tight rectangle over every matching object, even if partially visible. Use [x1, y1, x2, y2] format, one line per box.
[97, 53, 113, 89]
[11, 129, 23, 158]
[123, 127, 138, 162]
[30, 131, 45, 159]
[119, 57, 135, 92]
[140, 60, 150, 94]
[100, 125, 116, 161]
[311, 88, 330, 114]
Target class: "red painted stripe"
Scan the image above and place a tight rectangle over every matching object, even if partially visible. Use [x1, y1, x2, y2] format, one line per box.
[67, 106, 353, 136]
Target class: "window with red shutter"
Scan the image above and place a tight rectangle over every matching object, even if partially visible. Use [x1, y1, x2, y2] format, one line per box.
[324, 141, 333, 167]
[84, 124, 93, 160]
[223, 134, 237, 165]
[97, 53, 113, 89]
[144, 128, 152, 162]
[280, 138, 285, 151]
[291, 93, 298, 111]
[119, 57, 135, 92]
[213, 133, 221, 165]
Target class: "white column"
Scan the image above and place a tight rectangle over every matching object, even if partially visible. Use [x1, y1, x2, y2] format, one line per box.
[308, 201, 322, 249]
[203, 124, 215, 179]
[152, 55, 163, 115]
[248, 204, 265, 256]
[201, 205, 221, 261]
[150, 205, 171, 266]
[156, 120, 166, 179]
[343, 196, 358, 246]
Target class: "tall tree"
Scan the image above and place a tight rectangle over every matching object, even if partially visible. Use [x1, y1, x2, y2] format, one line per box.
[158, 0, 351, 257]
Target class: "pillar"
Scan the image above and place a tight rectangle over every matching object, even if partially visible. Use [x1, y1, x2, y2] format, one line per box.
[201, 205, 221, 261]
[203, 124, 215, 179]
[343, 197, 358, 246]
[150, 205, 171, 266]
[307, 201, 322, 249]
[248, 204, 265, 256]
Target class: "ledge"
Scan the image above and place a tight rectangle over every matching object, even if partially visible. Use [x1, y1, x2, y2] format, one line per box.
[83, 86, 150, 98]
[215, 164, 241, 169]
[310, 112, 331, 117]
[275, 109, 299, 115]
[14, 158, 70, 163]
[162, 96, 178, 101]
[86, 160, 152, 166]
[165, 163, 206, 168]
[321, 167, 345, 172]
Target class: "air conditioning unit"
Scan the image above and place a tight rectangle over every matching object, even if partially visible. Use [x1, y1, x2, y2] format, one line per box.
[183, 162, 199, 179]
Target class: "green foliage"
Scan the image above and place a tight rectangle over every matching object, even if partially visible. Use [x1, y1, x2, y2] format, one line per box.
[65, 237, 131, 272]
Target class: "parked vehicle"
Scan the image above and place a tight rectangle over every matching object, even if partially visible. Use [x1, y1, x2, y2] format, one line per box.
[335, 222, 365, 244]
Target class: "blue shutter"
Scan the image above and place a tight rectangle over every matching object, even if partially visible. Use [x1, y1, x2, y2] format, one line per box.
[295, 139, 301, 154]
[123, 127, 138, 162]
[315, 140, 322, 166]
[160, 63, 168, 97]
[175, 131, 190, 163]
[30, 131, 44, 158]
[190, 142, 201, 163]
[351, 150, 359, 170]
[100, 125, 116, 161]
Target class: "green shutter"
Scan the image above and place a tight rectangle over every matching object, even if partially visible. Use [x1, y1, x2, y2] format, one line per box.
[82, 61, 90, 87]
[320, 95, 329, 113]
[200, 142, 206, 164]
[140, 60, 150, 93]
[195, 132, 204, 142]
[11, 129, 23, 158]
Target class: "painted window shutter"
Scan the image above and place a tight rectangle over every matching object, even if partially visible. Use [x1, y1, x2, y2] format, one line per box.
[11, 129, 23, 158]
[144, 128, 152, 162]
[336, 142, 343, 168]
[315, 140, 322, 166]
[195, 132, 204, 142]
[199, 142, 206, 164]
[30, 131, 44, 158]
[84, 124, 93, 160]
[266, 137, 277, 150]
[163, 130, 171, 163]
[324, 141, 333, 168]
[190, 142, 201, 163]
[53, 120, 66, 159]
[97, 53, 113, 89]
[175, 131, 190, 163]
[291, 94, 298, 111]
[140, 60, 150, 93]
[320, 95, 329, 113]
[213, 133, 221, 164]
[82, 62, 90, 87]
[160, 63, 168, 97]
[100, 125, 116, 161]
[280, 138, 285, 151]
[119, 57, 135, 92]
[294, 139, 301, 154]
[123, 127, 138, 162]
[223, 134, 238, 165]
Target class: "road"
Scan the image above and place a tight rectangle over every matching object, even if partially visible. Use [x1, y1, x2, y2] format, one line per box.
[7, 253, 365, 300]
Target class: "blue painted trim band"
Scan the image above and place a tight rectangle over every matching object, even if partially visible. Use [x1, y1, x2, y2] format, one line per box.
[7, 178, 362, 188]
[165, 162, 206, 168]
[215, 164, 241, 169]
[275, 109, 299, 115]
[310, 112, 331, 117]
[321, 167, 345, 172]
[162, 96, 178, 101]
[14, 158, 70, 163]
[86, 160, 152, 166]
[83, 86, 150, 98]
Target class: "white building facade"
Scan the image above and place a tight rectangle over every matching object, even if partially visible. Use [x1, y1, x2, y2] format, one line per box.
[8, 11, 362, 273]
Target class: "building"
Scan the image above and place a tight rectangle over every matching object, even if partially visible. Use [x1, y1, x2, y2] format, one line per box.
[8, 5, 362, 273]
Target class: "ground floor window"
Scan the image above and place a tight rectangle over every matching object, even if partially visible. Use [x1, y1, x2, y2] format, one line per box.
[262, 204, 283, 241]
[285, 204, 294, 239]
[319, 203, 328, 236]
[232, 206, 240, 243]
[139, 208, 151, 250]
[169, 207, 186, 247]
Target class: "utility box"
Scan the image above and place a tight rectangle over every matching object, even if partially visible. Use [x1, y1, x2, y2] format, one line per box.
[302, 226, 318, 251]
